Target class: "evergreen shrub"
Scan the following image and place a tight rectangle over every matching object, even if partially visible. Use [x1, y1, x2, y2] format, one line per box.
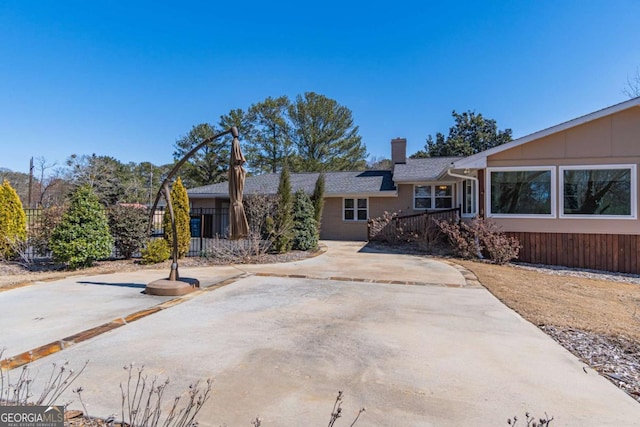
[163, 177, 191, 258]
[140, 238, 171, 264]
[292, 189, 318, 251]
[311, 173, 325, 232]
[50, 185, 113, 269]
[0, 179, 27, 259]
[109, 204, 149, 259]
[272, 165, 293, 253]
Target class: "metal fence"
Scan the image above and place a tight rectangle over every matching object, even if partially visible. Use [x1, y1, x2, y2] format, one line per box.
[23, 207, 230, 260]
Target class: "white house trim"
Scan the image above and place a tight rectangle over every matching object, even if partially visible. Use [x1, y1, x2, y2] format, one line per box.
[453, 97, 640, 170]
[486, 166, 557, 219]
[559, 164, 637, 220]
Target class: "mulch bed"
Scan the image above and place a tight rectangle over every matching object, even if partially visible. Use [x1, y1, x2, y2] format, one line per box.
[540, 325, 640, 403]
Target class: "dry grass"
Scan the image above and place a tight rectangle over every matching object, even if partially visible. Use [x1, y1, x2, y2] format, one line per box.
[456, 259, 640, 342]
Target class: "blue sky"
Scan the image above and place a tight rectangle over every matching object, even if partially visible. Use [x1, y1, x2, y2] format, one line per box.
[1, 1, 639, 174]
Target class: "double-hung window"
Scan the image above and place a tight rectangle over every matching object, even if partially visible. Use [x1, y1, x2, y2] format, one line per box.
[560, 165, 636, 219]
[344, 198, 368, 221]
[414, 184, 453, 210]
[414, 185, 432, 209]
[487, 167, 555, 217]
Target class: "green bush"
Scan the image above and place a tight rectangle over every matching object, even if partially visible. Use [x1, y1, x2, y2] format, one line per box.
[140, 238, 171, 264]
[50, 185, 113, 269]
[0, 179, 27, 259]
[312, 173, 325, 232]
[292, 189, 318, 251]
[272, 165, 293, 253]
[163, 177, 191, 258]
[109, 204, 149, 259]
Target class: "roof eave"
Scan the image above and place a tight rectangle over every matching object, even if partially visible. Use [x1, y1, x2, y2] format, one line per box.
[454, 97, 640, 170]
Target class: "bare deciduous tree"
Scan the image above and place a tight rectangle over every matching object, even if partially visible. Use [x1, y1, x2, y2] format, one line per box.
[623, 67, 640, 98]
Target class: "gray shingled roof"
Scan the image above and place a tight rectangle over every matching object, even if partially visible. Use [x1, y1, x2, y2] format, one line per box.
[188, 170, 396, 197]
[392, 157, 463, 182]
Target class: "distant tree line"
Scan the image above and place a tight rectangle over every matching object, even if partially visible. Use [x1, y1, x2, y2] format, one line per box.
[175, 92, 368, 187]
[0, 157, 173, 208]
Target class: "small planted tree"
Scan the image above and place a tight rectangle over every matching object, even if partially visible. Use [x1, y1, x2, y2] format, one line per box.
[292, 189, 318, 251]
[272, 165, 293, 253]
[163, 177, 191, 258]
[109, 204, 148, 259]
[312, 173, 325, 232]
[50, 185, 113, 269]
[0, 179, 28, 260]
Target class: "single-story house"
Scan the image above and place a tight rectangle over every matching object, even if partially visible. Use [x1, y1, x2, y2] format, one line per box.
[188, 147, 465, 241]
[188, 96, 640, 273]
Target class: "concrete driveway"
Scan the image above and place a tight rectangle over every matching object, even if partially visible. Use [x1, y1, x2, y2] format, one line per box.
[1, 241, 639, 426]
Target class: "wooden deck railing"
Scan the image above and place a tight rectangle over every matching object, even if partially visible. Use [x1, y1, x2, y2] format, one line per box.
[367, 207, 461, 241]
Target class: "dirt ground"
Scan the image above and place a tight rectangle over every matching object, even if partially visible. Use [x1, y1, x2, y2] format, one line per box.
[455, 259, 640, 342]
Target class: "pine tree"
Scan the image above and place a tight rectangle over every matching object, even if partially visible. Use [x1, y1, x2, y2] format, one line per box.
[0, 180, 27, 259]
[288, 92, 367, 172]
[50, 185, 113, 269]
[163, 177, 191, 258]
[272, 165, 293, 253]
[292, 189, 318, 251]
[311, 173, 325, 232]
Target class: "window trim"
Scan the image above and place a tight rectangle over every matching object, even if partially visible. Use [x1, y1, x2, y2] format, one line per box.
[413, 184, 432, 210]
[413, 183, 455, 210]
[343, 197, 369, 222]
[486, 166, 556, 219]
[461, 179, 476, 218]
[559, 164, 637, 220]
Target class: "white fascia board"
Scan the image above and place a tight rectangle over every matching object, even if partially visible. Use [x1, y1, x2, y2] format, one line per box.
[453, 157, 487, 169]
[454, 97, 640, 170]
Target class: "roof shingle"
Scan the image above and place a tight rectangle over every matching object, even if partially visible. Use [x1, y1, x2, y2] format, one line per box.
[392, 157, 462, 182]
[188, 170, 396, 197]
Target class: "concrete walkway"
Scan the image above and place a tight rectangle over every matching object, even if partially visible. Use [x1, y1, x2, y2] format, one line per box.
[1, 241, 638, 426]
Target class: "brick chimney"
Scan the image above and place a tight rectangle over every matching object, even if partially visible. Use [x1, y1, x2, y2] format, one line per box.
[391, 137, 407, 165]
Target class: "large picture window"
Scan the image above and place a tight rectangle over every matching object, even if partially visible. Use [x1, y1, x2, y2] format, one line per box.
[488, 167, 555, 217]
[414, 184, 453, 210]
[560, 165, 636, 218]
[344, 198, 368, 221]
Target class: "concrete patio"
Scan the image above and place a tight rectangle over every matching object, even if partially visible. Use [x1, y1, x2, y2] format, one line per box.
[1, 241, 638, 426]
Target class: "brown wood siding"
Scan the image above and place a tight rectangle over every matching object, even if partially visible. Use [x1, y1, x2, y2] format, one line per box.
[506, 232, 640, 273]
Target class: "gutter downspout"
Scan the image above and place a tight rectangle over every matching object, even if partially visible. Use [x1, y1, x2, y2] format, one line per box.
[446, 167, 479, 218]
